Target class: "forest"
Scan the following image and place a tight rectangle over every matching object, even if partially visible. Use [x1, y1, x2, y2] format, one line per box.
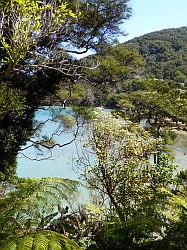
[0, 0, 186, 249]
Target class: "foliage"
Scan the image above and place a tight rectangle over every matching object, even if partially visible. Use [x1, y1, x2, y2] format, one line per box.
[56, 114, 76, 129]
[56, 82, 87, 105]
[125, 26, 187, 84]
[0, 0, 77, 68]
[112, 78, 187, 142]
[0, 83, 26, 119]
[69, 0, 132, 50]
[0, 0, 77, 178]
[0, 177, 79, 241]
[1, 230, 82, 250]
[83, 27, 187, 112]
[73, 107, 96, 120]
[83, 44, 143, 106]
[79, 111, 182, 248]
[154, 178, 187, 250]
[94, 44, 143, 83]
[1, 2, 186, 249]
[0, 0, 132, 178]
[47, 203, 105, 249]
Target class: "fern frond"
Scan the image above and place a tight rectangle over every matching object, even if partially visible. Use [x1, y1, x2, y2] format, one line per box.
[17, 235, 34, 249]
[0, 230, 82, 250]
[161, 187, 187, 211]
[158, 187, 187, 223]
[0, 177, 79, 239]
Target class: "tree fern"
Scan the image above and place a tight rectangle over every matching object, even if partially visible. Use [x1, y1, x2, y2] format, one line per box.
[160, 187, 187, 222]
[1, 230, 82, 250]
[0, 177, 79, 240]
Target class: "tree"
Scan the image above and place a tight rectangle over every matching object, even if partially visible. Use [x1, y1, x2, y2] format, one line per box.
[112, 78, 187, 164]
[0, 177, 80, 248]
[79, 111, 179, 248]
[84, 44, 143, 106]
[117, 79, 187, 139]
[0, 0, 132, 179]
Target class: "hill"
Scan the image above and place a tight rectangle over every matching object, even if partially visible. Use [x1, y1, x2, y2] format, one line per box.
[125, 26, 187, 84]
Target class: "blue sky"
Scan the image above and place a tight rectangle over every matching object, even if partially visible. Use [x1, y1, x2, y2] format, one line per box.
[119, 0, 187, 42]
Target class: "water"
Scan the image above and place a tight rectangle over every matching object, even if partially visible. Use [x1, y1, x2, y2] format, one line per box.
[17, 107, 187, 180]
[17, 106, 85, 180]
[172, 131, 187, 171]
[140, 119, 187, 171]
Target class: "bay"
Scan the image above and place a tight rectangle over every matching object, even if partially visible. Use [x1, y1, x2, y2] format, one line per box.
[17, 107, 187, 180]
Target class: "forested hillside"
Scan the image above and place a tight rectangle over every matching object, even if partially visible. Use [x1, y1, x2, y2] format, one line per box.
[72, 26, 187, 108]
[125, 26, 187, 83]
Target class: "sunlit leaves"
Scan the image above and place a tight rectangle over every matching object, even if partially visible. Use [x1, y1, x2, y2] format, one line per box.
[1, 230, 82, 250]
[56, 114, 76, 129]
[82, 112, 177, 225]
[0, 0, 78, 67]
[79, 111, 182, 247]
[91, 111, 157, 160]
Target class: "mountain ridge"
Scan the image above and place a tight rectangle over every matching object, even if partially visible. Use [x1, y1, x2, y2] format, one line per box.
[125, 26, 187, 43]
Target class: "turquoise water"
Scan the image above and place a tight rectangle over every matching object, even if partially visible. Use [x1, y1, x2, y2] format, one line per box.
[17, 107, 85, 180]
[17, 107, 187, 180]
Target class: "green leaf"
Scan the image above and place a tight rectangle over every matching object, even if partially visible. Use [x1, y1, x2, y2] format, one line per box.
[0, 231, 82, 250]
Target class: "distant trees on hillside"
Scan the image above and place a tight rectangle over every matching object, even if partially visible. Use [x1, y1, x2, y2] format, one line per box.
[126, 26, 187, 84]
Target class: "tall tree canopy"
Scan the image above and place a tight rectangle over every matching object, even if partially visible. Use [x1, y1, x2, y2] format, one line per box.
[81, 43, 143, 106]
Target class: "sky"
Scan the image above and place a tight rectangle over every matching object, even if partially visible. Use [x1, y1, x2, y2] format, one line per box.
[119, 0, 187, 43]
[76, 0, 187, 58]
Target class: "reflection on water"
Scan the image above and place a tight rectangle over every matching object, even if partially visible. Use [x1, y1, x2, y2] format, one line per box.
[17, 107, 187, 180]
